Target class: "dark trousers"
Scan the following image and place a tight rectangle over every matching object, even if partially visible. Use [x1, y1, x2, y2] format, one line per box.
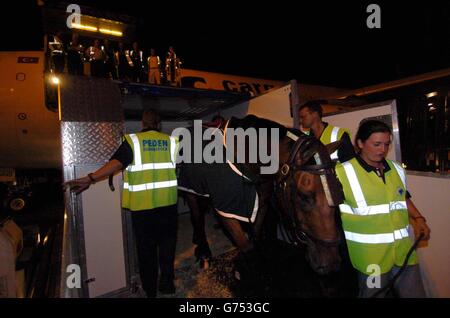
[131, 204, 177, 297]
[357, 264, 426, 298]
[130, 65, 143, 82]
[118, 63, 131, 80]
[52, 54, 65, 73]
[67, 52, 83, 75]
[90, 60, 104, 77]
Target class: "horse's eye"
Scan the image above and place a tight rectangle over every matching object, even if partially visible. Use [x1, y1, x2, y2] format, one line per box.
[297, 191, 315, 213]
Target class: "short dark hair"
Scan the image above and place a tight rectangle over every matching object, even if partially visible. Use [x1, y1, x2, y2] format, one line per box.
[142, 109, 161, 131]
[299, 100, 325, 118]
[355, 119, 392, 144]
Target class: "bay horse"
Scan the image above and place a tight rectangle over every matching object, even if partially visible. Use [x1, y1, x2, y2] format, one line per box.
[177, 115, 344, 278]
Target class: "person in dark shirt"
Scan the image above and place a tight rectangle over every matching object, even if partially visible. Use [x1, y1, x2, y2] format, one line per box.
[129, 42, 144, 82]
[116, 42, 131, 80]
[48, 31, 65, 73]
[67, 33, 84, 75]
[299, 100, 355, 162]
[103, 39, 117, 79]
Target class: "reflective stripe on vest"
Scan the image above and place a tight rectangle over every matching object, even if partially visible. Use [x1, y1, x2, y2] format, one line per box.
[127, 134, 177, 172]
[344, 225, 410, 244]
[129, 134, 142, 165]
[391, 161, 406, 187]
[342, 161, 367, 208]
[330, 126, 340, 142]
[128, 162, 176, 172]
[320, 125, 343, 160]
[330, 127, 340, 160]
[123, 180, 177, 192]
[339, 200, 407, 215]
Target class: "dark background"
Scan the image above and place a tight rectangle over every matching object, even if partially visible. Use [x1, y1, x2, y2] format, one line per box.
[4, 0, 450, 88]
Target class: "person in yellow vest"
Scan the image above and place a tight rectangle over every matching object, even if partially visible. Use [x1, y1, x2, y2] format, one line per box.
[165, 46, 182, 87]
[64, 110, 179, 298]
[335, 119, 431, 297]
[298, 100, 355, 162]
[147, 48, 161, 85]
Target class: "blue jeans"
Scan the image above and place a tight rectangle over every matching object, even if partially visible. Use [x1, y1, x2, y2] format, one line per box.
[358, 264, 426, 298]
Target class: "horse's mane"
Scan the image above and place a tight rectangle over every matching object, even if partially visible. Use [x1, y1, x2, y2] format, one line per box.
[181, 115, 307, 146]
[229, 115, 307, 141]
[229, 115, 287, 138]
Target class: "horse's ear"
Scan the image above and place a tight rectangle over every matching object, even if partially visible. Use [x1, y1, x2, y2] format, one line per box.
[325, 140, 342, 157]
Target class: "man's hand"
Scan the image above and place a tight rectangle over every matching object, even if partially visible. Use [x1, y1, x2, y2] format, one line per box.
[64, 176, 92, 195]
[63, 160, 122, 195]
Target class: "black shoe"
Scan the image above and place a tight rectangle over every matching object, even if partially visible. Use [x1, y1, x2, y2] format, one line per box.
[158, 280, 176, 294]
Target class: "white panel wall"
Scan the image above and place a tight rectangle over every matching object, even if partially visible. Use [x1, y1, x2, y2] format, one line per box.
[77, 165, 127, 298]
[219, 84, 293, 127]
[323, 101, 398, 161]
[406, 173, 450, 298]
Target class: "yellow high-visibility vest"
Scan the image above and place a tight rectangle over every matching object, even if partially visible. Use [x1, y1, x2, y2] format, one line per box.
[122, 131, 178, 211]
[335, 158, 417, 275]
[320, 124, 351, 161]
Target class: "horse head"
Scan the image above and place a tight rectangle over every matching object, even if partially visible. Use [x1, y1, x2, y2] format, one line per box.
[277, 134, 344, 275]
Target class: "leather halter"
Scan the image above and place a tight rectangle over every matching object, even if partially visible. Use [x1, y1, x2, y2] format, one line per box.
[276, 134, 341, 248]
[283, 134, 336, 175]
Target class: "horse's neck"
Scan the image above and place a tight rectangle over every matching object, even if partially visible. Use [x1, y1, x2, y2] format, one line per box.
[224, 117, 295, 179]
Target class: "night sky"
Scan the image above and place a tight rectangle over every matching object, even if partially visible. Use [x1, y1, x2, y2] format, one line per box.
[5, 1, 450, 88]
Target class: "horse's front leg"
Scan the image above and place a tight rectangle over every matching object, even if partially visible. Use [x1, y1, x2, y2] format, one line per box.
[220, 216, 254, 252]
[186, 193, 212, 269]
[220, 216, 273, 294]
